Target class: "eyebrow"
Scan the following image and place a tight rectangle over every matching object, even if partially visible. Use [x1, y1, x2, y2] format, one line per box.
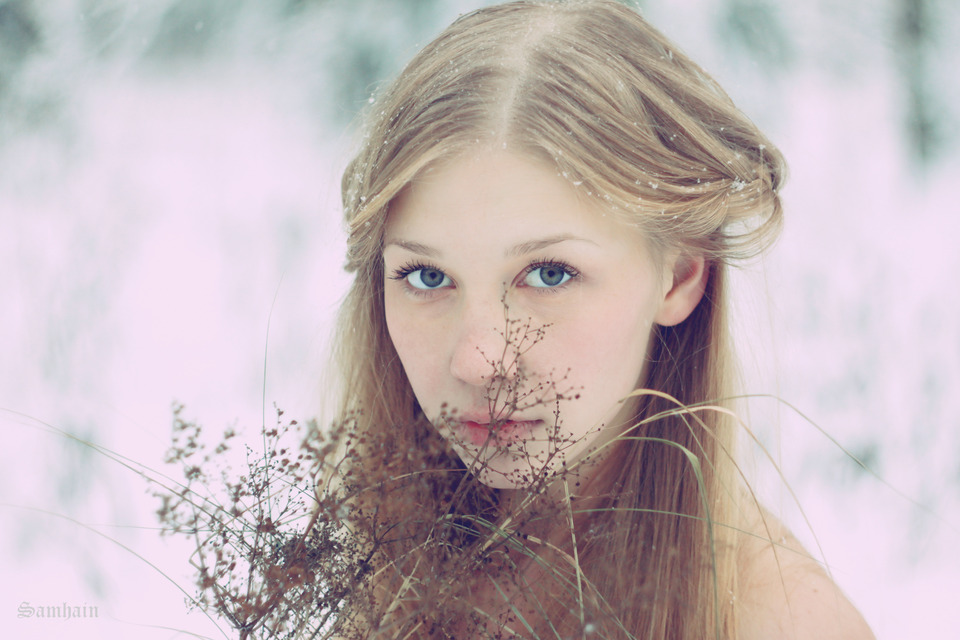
[384, 239, 442, 258]
[506, 234, 598, 257]
[384, 233, 597, 258]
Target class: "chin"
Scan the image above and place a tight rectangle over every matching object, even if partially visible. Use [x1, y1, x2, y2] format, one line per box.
[471, 458, 566, 490]
[476, 474, 519, 490]
[474, 467, 533, 490]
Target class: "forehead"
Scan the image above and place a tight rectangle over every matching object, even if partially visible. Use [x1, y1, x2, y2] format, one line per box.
[383, 150, 644, 251]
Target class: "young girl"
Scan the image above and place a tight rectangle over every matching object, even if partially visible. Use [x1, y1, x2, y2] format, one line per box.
[330, 1, 875, 638]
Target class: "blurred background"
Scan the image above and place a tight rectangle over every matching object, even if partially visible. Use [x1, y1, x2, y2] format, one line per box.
[1, 0, 957, 637]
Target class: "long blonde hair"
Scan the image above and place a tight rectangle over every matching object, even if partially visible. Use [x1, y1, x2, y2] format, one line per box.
[332, 1, 785, 637]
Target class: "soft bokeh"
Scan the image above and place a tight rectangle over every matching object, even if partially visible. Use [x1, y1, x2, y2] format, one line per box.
[2, 1, 957, 637]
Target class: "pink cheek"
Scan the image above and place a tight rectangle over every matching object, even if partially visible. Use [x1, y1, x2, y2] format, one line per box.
[385, 318, 416, 371]
[553, 324, 647, 387]
[389, 328, 445, 397]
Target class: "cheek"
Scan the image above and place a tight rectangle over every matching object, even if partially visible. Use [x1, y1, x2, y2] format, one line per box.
[572, 333, 649, 403]
[384, 294, 415, 371]
[385, 295, 442, 398]
[544, 299, 655, 420]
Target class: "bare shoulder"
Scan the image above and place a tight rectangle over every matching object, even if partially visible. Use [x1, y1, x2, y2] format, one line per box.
[736, 506, 876, 640]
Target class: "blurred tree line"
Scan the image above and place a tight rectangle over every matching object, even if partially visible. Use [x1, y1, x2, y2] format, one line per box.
[0, 0, 956, 169]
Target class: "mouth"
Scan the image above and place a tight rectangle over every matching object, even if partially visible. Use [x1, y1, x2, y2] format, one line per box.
[453, 419, 540, 448]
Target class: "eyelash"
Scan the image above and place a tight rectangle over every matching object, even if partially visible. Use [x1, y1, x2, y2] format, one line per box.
[388, 258, 580, 295]
[386, 260, 443, 298]
[389, 260, 438, 283]
[523, 258, 581, 291]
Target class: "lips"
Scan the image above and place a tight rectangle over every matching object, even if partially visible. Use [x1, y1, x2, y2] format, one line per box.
[453, 419, 539, 447]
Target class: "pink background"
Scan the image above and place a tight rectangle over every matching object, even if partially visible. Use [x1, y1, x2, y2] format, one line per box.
[2, 1, 957, 637]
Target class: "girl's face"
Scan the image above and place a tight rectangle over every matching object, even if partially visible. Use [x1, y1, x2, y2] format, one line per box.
[383, 150, 695, 489]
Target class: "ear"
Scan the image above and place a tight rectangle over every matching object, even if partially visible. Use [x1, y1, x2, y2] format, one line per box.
[654, 253, 708, 327]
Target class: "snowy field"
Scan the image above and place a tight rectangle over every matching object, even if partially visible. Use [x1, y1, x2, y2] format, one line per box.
[2, 1, 958, 638]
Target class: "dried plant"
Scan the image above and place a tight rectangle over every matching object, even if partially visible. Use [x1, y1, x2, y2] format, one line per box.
[157, 304, 727, 640]
[158, 406, 365, 639]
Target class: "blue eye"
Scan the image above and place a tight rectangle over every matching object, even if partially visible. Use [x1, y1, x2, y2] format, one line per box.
[405, 267, 452, 290]
[524, 263, 574, 288]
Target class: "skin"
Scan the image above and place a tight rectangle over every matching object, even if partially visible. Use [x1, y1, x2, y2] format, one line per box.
[738, 506, 877, 640]
[380, 148, 875, 638]
[382, 149, 704, 490]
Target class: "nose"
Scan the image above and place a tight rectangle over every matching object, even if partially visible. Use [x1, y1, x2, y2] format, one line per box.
[448, 296, 518, 389]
